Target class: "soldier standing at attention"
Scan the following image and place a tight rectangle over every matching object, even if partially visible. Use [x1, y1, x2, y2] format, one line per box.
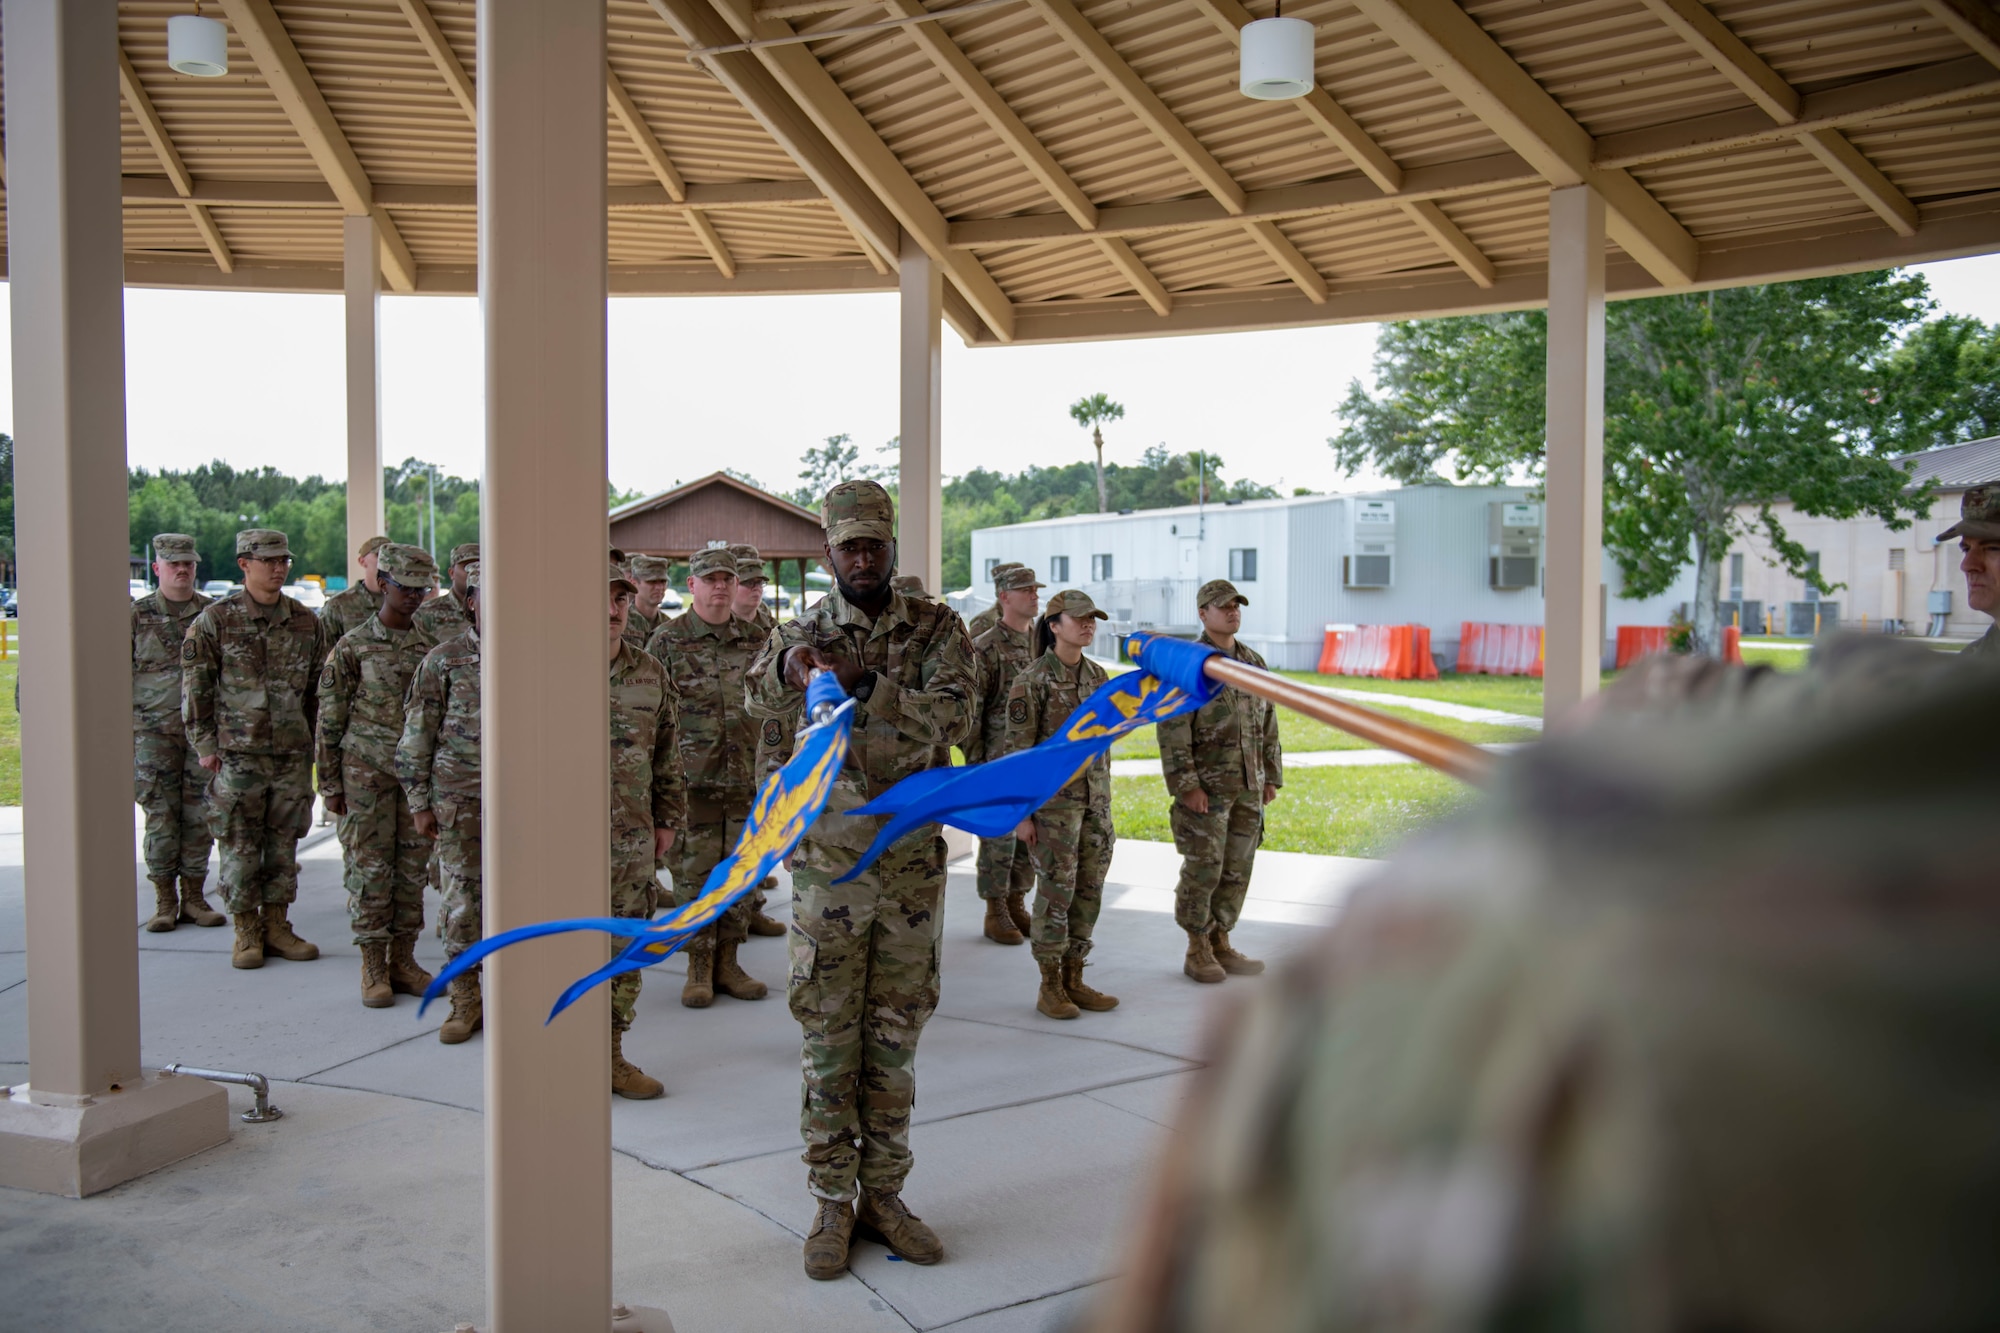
[1005, 591, 1118, 1020]
[966, 564, 1044, 945]
[608, 563, 686, 1100]
[413, 542, 478, 646]
[730, 542, 788, 937]
[318, 543, 439, 1009]
[1158, 579, 1282, 984]
[646, 546, 769, 1007]
[183, 529, 331, 970]
[398, 563, 484, 1044]
[746, 480, 974, 1280]
[966, 562, 1024, 641]
[1941, 486, 1999, 657]
[134, 533, 224, 933]
[626, 554, 673, 651]
[320, 535, 390, 643]
[730, 542, 778, 636]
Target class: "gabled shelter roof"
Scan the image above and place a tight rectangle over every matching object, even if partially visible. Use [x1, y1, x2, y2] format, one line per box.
[608, 470, 828, 559]
[1897, 433, 2000, 489]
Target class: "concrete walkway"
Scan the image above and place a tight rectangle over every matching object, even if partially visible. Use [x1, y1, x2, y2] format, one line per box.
[1306, 681, 1543, 730]
[0, 827, 1372, 1331]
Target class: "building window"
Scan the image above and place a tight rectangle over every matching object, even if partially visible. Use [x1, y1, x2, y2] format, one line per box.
[1229, 548, 1258, 582]
[983, 557, 998, 579]
[1048, 555, 1069, 583]
[1888, 548, 1906, 571]
[1728, 552, 1743, 601]
[1804, 551, 1821, 602]
[1091, 553, 1113, 581]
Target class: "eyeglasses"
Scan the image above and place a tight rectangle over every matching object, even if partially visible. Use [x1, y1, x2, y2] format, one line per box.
[247, 555, 292, 567]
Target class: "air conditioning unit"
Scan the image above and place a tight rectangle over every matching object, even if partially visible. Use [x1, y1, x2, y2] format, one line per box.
[1345, 499, 1395, 588]
[1488, 500, 1541, 589]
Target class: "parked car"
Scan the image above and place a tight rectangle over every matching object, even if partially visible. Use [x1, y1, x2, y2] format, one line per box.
[129, 579, 150, 601]
[762, 587, 794, 614]
[201, 580, 236, 598]
[283, 582, 327, 610]
[661, 588, 684, 612]
[2, 588, 16, 618]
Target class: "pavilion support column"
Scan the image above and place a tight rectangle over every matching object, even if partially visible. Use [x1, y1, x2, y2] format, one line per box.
[1543, 184, 1607, 719]
[478, 1, 613, 1329]
[0, 0, 227, 1198]
[898, 229, 944, 595]
[344, 213, 386, 580]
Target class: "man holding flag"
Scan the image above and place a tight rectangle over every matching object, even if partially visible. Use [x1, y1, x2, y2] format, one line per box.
[745, 479, 975, 1281]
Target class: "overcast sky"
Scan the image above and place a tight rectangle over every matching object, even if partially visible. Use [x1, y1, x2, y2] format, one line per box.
[0, 252, 1995, 499]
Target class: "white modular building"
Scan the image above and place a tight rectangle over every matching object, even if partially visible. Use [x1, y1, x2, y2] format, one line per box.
[966, 485, 1698, 671]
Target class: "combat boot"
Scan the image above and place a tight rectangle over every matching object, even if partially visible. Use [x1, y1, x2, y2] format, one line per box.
[713, 938, 768, 1001]
[681, 934, 715, 1008]
[230, 912, 266, 969]
[803, 1198, 855, 1281]
[1062, 957, 1119, 1011]
[178, 875, 226, 927]
[610, 1029, 664, 1100]
[983, 896, 1024, 945]
[1183, 927, 1225, 984]
[1005, 889, 1032, 936]
[1036, 956, 1079, 1019]
[438, 974, 482, 1044]
[1210, 927, 1265, 976]
[359, 941, 394, 1008]
[144, 880, 179, 933]
[387, 934, 434, 995]
[857, 1189, 943, 1265]
[262, 904, 320, 961]
[747, 889, 786, 936]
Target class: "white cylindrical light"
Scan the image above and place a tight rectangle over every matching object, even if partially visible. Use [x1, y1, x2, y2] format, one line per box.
[167, 14, 229, 78]
[1239, 15, 1314, 100]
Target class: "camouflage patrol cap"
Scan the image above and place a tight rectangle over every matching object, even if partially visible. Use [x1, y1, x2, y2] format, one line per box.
[822, 479, 895, 546]
[629, 554, 672, 582]
[448, 542, 479, 568]
[462, 560, 481, 592]
[152, 533, 198, 561]
[1197, 578, 1249, 609]
[891, 574, 927, 596]
[356, 534, 391, 560]
[1936, 485, 2000, 543]
[377, 542, 438, 590]
[236, 529, 291, 559]
[728, 543, 767, 582]
[995, 565, 1044, 594]
[609, 561, 637, 595]
[689, 545, 738, 579]
[1044, 589, 1108, 621]
[989, 560, 1024, 586]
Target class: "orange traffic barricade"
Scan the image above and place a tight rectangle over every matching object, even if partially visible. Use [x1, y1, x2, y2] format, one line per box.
[1455, 622, 1544, 677]
[1317, 624, 1438, 680]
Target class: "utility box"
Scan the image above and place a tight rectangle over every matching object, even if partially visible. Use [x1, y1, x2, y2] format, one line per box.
[1488, 501, 1542, 589]
[1344, 499, 1395, 588]
[1928, 589, 1953, 615]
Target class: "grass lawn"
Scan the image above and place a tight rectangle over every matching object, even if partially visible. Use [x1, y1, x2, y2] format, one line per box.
[0, 660, 17, 804]
[1108, 699, 1538, 761]
[1112, 763, 1480, 859]
[1274, 669, 1555, 717]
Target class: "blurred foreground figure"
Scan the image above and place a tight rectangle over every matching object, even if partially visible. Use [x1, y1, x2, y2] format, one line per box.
[1094, 637, 2000, 1333]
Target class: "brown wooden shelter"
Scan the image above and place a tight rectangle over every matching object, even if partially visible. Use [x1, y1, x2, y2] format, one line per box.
[610, 470, 829, 597]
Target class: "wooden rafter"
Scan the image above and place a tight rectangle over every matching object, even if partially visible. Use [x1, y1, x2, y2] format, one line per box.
[214, 0, 419, 291]
[391, 0, 477, 123]
[1093, 237, 1171, 315]
[1921, 0, 2000, 68]
[118, 50, 234, 273]
[607, 65, 739, 276]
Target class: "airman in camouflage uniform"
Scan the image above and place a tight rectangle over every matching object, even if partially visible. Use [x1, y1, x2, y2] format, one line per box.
[1004, 590, 1118, 1020]
[967, 563, 1045, 945]
[608, 563, 687, 1100]
[319, 535, 390, 643]
[1941, 484, 1999, 658]
[626, 554, 673, 652]
[183, 529, 331, 970]
[413, 542, 479, 647]
[646, 546, 769, 1007]
[1158, 578, 1282, 985]
[133, 533, 224, 933]
[965, 562, 1024, 640]
[319, 543, 439, 1008]
[397, 561, 484, 1044]
[732, 542, 787, 936]
[731, 542, 779, 638]
[745, 479, 974, 1279]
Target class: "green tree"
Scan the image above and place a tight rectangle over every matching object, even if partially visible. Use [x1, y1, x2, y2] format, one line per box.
[790, 433, 875, 509]
[1872, 313, 2000, 449]
[1331, 272, 1939, 653]
[1067, 393, 1124, 512]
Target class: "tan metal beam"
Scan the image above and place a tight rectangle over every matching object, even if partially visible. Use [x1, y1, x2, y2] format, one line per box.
[1093, 237, 1171, 315]
[392, 0, 477, 122]
[118, 50, 233, 273]
[1399, 198, 1494, 287]
[114, 173, 835, 212]
[1921, 0, 2000, 68]
[1797, 128, 1920, 235]
[605, 64, 740, 276]
[684, 210, 740, 277]
[214, 0, 419, 291]
[1242, 219, 1327, 303]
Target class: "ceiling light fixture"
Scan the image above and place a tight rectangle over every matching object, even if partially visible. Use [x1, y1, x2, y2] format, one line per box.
[1239, 1, 1314, 101]
[168, 3, 229, 78]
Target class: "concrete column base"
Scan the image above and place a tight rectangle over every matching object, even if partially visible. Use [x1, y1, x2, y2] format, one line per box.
[0, 1070, 230, 1198]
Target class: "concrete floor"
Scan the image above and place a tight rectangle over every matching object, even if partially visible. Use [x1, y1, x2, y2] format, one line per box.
[0, 814, 1371, 1332]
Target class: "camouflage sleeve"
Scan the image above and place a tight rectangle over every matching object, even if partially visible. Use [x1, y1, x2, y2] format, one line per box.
[302, 613, 332, 748]
[315, 643, 357, 800]
[961, 651, 991, 765]
[862, 611, 976, 748]
[651, 675, 687, 830]
[130, 600, 143, 675]
[1001, 673, 1039, 759]
[182, 608, 222, 760]
[1157, 711, 1200, 797]
[395, 654, 443, 813]
[1261, 694, 1283, 789]
[744, 619, 812, 721]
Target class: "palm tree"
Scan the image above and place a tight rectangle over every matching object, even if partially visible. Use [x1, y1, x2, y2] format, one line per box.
[1068, 393, 1124, 512]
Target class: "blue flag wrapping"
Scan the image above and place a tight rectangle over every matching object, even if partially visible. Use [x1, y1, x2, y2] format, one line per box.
[833, 632, 1224, 883]
[417, 672, 855, 1024]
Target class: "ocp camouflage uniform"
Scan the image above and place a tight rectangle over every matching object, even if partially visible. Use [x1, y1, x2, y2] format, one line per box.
[1004, 647, 1114, 963]
[745, 481, 975, 1206]
[397, 622, 483, 958]
[1939, 484, 1999, 659]
[965, 562, 1023, 640]
[132, 566, 214, 894]
[966, 565, 1044, 925]
[732, 543, 787, 927]
[319, 534, 388, 643]
[412, 587, 473, 648]
[608, 628, 687, 1035]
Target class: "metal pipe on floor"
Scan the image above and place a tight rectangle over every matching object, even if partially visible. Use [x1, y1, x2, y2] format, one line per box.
[162, 1064, 283, 1123]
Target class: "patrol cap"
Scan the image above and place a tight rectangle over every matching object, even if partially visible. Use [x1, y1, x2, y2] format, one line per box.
[629, 554, 672, 581]
[356, 534, 391, 560]
[462, 560, 481, 592]
[822, 479, 895, 546]
[1044, 589, 1108, 621]
[1197, 578, 1250, 609]
[989, 560, 1024, 586]
[1936, 484, 2000, 543]
[237, 529, 292, 559]
[609, 562, 637, 595]
[891, 574, 927, 596]
[994, 565, 1044, 594]
[377, 542, 439, 590]
[152, 533, 198, 561]
[609, 546, 628, 570]
[728, 543, 767, 582]
[689, 545, 738, 579]
[448, 542, 480, 568]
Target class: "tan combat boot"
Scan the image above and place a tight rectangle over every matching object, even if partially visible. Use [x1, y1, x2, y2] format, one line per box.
[610, 1029, 664, 1100]
[438, 973, 482, 1044]
[1005, 890, 1032, 936]
[360, 941, 394, 1008]
[386, 934, 434, 995]
[230, 912, 266, 969]
[1062, 957, 1119, 1011]
[713, 938, 768, 1001]
[803, 1198, 855, 1281]
[857, 1190, 943, 1265]
[1036, 956, 1079, 1020]
[1183, 927, 1225, 984]
[262, 905, 320, 961]
[178, 875, 226, 927]
[1210, 926, 1265, 976]
[747, 889, 786, 936]
[983, 896, 1024, 945]
[144, 880, 180, 933]
[681, 933, 715, 1008]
